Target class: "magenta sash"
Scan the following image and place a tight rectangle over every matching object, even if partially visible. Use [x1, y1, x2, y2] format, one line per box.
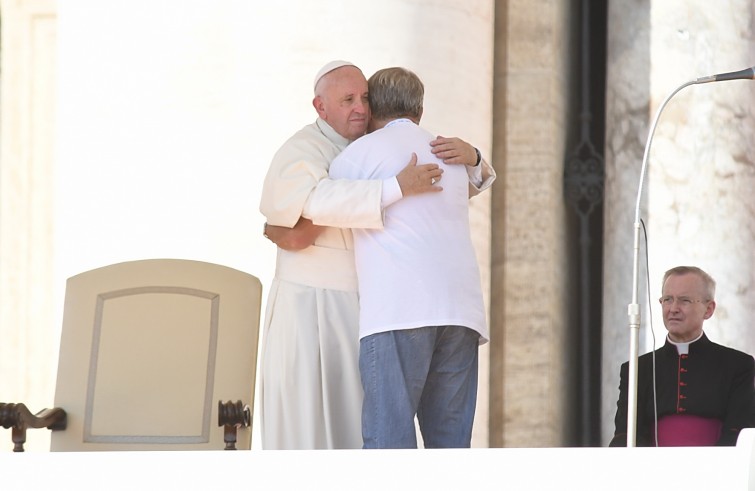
[656, 414, 722, 446]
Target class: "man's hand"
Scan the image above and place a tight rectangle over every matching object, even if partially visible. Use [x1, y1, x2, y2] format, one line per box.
[263, 216, 324, 251]
[430, 136, 478, 166]
[396, 153, 444, 197]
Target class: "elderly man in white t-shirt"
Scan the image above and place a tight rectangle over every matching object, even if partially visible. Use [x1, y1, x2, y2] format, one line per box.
[329, 67, 492, 448]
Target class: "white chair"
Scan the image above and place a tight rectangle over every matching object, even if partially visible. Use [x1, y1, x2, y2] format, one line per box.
[1, 259, 262, 451]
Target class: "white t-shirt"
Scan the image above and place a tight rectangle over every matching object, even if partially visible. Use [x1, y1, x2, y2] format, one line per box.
[329, 118, 488, 343]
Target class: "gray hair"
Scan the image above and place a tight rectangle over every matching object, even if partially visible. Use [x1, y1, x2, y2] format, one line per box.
[367, 67, 424, 121]
[662, 266, 716, 301]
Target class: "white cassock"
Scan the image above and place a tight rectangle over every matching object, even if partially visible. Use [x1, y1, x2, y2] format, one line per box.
[258, 118, 382, 449]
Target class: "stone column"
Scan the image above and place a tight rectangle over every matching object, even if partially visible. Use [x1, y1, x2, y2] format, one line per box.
[601, 0, 652, 445]
[0, 0, 58, 454]
[602, 0, 755, 444]
[490, 0, 573, 447]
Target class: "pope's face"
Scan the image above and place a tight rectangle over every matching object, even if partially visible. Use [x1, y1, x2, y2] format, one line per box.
[660, 273, 715, 343]
[313, 66, 370, 141]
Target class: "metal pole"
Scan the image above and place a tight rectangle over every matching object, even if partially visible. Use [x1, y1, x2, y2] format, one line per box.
[627, 79, 698, 447]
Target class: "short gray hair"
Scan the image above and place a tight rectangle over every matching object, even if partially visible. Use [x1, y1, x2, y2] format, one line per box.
[368, 67, 424, 121]
[662, 266, 716, 301]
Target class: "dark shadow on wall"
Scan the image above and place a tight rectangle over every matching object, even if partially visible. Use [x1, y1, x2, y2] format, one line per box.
[563, 0, 608, 447]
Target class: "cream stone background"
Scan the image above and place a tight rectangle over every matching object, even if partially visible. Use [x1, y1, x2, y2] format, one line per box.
[0, 0, 494, 450]
[2, 0, 754, 452]
[602, 0, 755, 445]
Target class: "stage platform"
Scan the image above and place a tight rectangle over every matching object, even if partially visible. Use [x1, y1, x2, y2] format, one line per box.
[4, 429, 754, 490]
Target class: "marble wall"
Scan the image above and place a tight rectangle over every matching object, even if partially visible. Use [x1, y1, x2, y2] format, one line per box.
[602, 0, 755, 444]
[0, 0, 495, 450]
[490, 0, 574, 447]
[0, 0, 58, 451]
[3, 0, 751, 452]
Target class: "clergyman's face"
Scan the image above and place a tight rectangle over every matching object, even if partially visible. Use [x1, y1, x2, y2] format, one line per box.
[660, 273, 715, 342]
[313, 66, 370, 140]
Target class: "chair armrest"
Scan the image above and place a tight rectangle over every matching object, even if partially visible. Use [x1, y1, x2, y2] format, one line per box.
[0, 403, 67, 452]
[217, 400, 250, 450]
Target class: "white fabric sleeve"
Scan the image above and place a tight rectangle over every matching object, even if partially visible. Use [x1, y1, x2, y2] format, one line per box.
[468, 158, 496, 198]
[302, 177, 385, 229]
[260, 158, 327, 227]
[380, 176, 403, 209]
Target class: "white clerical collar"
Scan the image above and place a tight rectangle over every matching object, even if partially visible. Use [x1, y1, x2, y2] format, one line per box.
[315, 118, 351, 149]
[667, 331, 704, 355]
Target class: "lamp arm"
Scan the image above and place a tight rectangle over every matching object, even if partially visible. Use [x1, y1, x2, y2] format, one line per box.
[626, 78, 700, 447]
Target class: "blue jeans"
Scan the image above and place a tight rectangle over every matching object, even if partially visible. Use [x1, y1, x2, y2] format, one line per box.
[359, 325, 479, 449]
